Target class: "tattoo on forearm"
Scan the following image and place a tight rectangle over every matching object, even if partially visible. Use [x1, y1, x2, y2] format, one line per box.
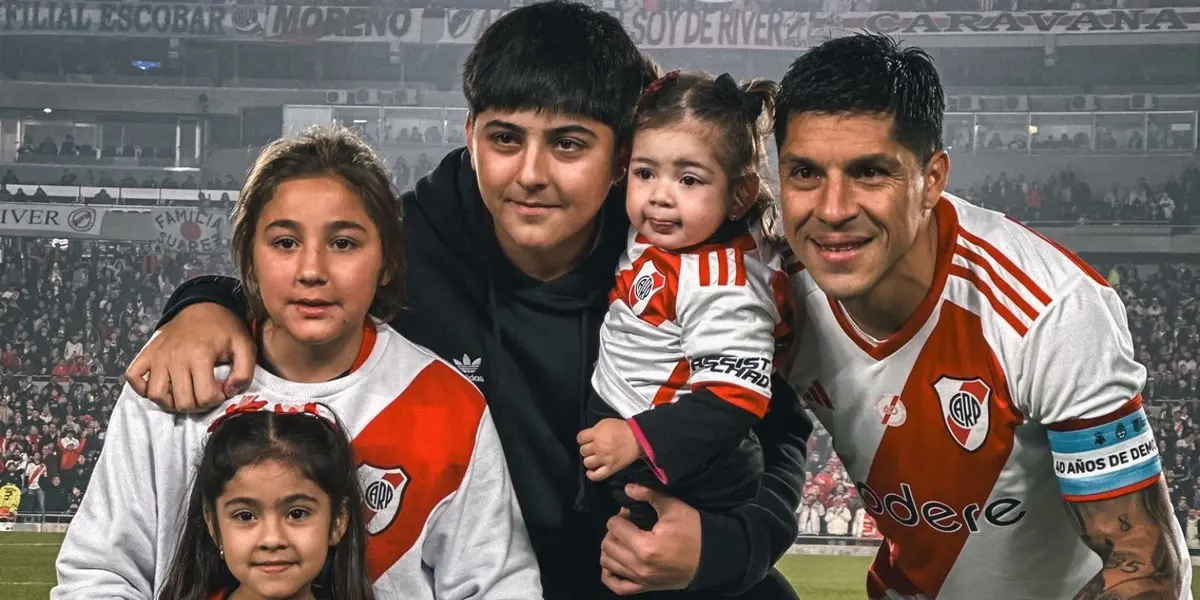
[1070, 480, 1184, 600]
[1119, 515, 1133, 532]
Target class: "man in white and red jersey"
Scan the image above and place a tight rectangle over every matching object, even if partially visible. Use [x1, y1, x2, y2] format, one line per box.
[773, 33, 1189, 600]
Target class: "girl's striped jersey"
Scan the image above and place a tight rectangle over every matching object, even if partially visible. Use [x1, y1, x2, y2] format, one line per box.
[591, 224, 793, 480]
[593, 225, 790, 421]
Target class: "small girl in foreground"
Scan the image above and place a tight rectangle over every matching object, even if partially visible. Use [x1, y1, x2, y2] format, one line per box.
[578, 72, 794, 530]
[160, 408, 372, 600]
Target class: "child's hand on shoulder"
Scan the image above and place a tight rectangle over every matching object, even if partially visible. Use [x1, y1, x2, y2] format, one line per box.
[577, 418, 642, 481]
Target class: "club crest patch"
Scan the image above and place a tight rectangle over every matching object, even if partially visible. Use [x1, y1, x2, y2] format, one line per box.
[933, 377, 991, 452]
[628, 261, 666, 315]
[357, 463, 411, 535]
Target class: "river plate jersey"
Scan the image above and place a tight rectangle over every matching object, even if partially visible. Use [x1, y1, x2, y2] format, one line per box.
[54, 320, 541, 600]
[593, 224, 791, 420]
[786, 194, 1190, 600]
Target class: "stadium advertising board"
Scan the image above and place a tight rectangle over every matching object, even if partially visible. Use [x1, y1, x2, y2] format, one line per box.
[439, 6, 1196, 47]
[846, 7, 1192, 35]
[1, 2, 424, 42]
[439, 7, 810, 49]
[0, 203, 103, 236]
[0, 1, 263, 38]
[5, 3, 1196, 42]
[0, 188, 234, 245]
[263, 5, 420, 43]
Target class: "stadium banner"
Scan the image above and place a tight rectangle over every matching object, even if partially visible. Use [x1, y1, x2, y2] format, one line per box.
[148, 205, 228, 252]
[0, 192, 232, 246]
[437, 7, 811, 49]
[436, 6, 1196, 47]
[263, 5, 421, 43]
[0, 202, 104, 236]
[842, 7, 1193, 35]
[0, 1, 267, 38]
[4, 3, 1195, 41]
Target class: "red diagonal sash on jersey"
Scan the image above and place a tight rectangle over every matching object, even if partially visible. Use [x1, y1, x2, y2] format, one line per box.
[351, 362, 486, 582]
[862, 304, 1024, 598]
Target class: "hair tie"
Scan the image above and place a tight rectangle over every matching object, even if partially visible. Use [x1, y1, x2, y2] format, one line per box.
[207, 395, 341, 433]
[741, 93, 764, 122]
[642, 70, 681, 99]
[714, 73, 763, 122]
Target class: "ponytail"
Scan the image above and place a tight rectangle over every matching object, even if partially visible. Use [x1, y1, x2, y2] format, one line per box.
[739, 78, 782, 244]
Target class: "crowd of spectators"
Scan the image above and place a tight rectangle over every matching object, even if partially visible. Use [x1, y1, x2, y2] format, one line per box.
[0, 168, 242, 207]
[0, 238, 233, 520]
[3, 232, 1200, 542]
[952, 164, 1200, 223]
[2, 168, 241, 192]
[6, 127, 446, 202]
[15, 133, 185, 169]
[345, 119, 458, 189]
[946, 120, 1197, 157]
[389, 153, 437, 191]
[373, 121, 463, 147]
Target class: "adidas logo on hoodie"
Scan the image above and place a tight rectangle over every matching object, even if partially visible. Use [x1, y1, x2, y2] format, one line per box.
[452, 354, 484, 384]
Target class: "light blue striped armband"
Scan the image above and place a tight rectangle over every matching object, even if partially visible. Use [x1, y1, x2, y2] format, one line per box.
[1047, 405, 1162, 502]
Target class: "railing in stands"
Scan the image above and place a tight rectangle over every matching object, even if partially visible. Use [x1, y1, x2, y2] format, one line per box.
[1, 512, 77, 525]
[793, 534, 881, 546]
[1, 183, 237, 204]
[1024, 220, 1179, 226]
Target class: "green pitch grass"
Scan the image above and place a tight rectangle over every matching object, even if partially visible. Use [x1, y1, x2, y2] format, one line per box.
[0, 532, 63, 599]
[3, 533, 1199, 599]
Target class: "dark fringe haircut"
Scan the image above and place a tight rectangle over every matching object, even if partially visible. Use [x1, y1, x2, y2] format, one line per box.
[461, 0, 658, 147]
[775, 32, 945, 166]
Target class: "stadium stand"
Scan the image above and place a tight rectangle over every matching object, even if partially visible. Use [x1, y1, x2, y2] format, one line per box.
[958, 164, 1200, 223]
[0, 238, 233, 522]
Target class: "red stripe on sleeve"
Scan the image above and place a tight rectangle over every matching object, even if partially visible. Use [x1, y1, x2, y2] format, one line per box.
[695, 382, 770, 418]
[1044, 395, 1143, 432]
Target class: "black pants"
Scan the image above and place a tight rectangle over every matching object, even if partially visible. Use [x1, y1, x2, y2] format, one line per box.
[587, 392, 763, 531]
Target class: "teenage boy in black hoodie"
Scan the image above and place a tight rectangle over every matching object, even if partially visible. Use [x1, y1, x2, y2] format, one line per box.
[124, 3, 811, 598]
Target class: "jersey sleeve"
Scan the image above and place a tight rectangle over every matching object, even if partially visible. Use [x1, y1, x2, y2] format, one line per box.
[1015, 279, 1159, 503]
[423, 408, 543, 599]
[52, 385, 167, 599]
[675, 249, 778, 419]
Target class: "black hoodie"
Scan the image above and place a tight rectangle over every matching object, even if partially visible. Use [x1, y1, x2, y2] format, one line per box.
[159, 149, 812, 599]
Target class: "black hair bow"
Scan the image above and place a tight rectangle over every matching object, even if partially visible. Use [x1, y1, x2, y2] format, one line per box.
[715, 73, 763, 121]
